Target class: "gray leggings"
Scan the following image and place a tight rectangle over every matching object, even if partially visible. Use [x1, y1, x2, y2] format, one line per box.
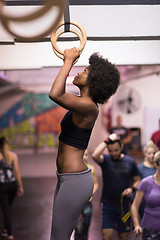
[50, 168, 94, 240]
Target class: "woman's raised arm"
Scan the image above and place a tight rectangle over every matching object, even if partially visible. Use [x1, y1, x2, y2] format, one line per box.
[49, 48, 81, 109]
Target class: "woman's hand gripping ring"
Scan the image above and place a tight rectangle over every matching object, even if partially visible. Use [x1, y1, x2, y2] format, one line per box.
[50, 21, 87, 64]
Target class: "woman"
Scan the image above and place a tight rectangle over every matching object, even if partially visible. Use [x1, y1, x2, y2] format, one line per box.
[137, 140, 158, 218]
[49, 47, 120, 240]
[138, 140, 158, 179]
[0, 137, 24, 240]
[131, 151, 160, 240]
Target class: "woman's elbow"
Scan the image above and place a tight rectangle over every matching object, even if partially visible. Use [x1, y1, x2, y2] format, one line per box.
[131, 202, 138, 214]
[49, 90, 59, 102]
[49, 92, 54, 101]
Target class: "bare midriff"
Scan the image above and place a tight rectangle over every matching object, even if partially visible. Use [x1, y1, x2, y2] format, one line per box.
[56, 141, 88, 174]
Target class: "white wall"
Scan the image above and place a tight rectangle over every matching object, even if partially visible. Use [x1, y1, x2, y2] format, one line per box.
[0, 5, 160, 69]
[111, 73, 160, 146]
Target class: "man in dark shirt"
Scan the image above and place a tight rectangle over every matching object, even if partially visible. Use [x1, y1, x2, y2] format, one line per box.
[110, 116, 132, 154]
[92, 133, 140, 240]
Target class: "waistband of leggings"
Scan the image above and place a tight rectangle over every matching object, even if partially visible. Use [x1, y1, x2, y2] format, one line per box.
[56, 167, 91, 177]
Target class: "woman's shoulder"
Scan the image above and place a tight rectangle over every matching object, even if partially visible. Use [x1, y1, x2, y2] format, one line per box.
[73, 100, 99, 128]
[138, 175, 153, 192]
[137, 162, 145, 171]
[138, 162, 144, 168]
[9, 151, 18, 162]
[141, 175, 153, 184]
[82, 99, 99, 116]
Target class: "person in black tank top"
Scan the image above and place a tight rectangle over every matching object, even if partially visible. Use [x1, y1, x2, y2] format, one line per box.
[49, 47, 120, 240]
[0, 137, 24, 240]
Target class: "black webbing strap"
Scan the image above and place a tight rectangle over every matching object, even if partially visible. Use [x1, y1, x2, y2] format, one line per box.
[64, 0, 70, 32]
[120, 194, 131, 231]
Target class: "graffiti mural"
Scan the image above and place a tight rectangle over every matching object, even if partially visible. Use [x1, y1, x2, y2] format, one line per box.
[0, 93, 66, 149]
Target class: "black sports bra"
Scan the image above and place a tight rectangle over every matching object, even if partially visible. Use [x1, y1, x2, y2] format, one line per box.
[59, 111, 93, 149]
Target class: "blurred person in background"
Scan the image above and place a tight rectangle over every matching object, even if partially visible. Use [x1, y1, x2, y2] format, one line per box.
[0, 137, 24, 240]
[110, 116, 133, 154]
[92, 133, 140, 240]
[151, 119, 160, 150]
[137, 140, 158, 219]
[131, 151, 160, 240]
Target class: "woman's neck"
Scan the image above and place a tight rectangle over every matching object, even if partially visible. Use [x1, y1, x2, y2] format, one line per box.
[80, 86, 90, 98]
[154, 171, 160, 186]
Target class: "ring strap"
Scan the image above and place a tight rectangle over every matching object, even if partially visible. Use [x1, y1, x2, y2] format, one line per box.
[64, 0, 70, 32]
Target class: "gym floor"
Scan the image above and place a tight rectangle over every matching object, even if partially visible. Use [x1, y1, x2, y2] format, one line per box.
[0, 151, 142, 240]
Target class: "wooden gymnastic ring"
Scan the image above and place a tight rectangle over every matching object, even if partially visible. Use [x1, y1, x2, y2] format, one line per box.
[50, 21, 87, 60]
[0, 0, 65, 41]
[0, 0, 64, 22]
[51, 27, 83, 60]
[51, 28, 83, 64]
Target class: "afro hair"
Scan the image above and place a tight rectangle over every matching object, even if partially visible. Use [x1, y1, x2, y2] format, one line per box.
[87, 53, 120, 104]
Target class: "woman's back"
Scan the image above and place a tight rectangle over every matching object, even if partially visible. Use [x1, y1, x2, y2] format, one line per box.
[0, 156, 16, 183]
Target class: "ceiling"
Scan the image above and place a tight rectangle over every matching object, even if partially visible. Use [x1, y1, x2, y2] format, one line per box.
[0, 0, 160, 92]
[0, 0, 160, 70]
